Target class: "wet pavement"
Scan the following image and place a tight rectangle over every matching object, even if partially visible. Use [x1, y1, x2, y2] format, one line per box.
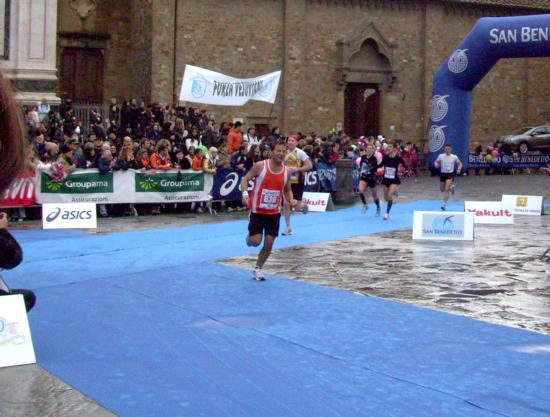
[220, 173, 550, 335]
[1, 172, 550, 416]
[221, 216, 550, 335]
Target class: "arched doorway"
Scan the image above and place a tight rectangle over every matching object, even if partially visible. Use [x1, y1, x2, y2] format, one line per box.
[344, 83, 380, 137]
[337, 22, 396, 138]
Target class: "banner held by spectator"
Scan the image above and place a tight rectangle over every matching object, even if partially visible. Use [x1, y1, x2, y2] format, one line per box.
[179, 65, 281, 106]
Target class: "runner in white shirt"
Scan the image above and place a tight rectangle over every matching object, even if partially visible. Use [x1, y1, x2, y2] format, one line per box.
[434, 144, 462, 211]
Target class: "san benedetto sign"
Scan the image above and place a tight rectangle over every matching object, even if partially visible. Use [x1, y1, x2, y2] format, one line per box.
[179, 65, 281, 106]
[413, 211, 474, 241]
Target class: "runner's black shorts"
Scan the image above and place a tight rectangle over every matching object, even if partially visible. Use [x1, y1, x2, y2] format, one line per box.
[439, 173, 455, 182]
[359, 175, 377, 188]
[248, 212, 281, 237]
[290, 182, 305, 200]
[382, 177, 401, 187]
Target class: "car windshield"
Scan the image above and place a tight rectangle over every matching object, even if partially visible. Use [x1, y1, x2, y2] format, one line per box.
[512, 127, 533, 135]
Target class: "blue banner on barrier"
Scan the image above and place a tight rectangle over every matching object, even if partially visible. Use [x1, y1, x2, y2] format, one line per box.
[303, 168, 319, 192]
[212, 164, 338, 200]
[468, 153, 550, 169]
[212, 168, 249, 201]
[316, 162, 337, 191]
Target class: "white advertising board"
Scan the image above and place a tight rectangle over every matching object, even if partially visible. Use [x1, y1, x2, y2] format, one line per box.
[413, 211, 474, 241]
[464, 201, 514, 224]
[502, 195, 544, 216]
[42, 203, 97, 229]
[302, 192, 334, 212]
[0, 295, 36, 368]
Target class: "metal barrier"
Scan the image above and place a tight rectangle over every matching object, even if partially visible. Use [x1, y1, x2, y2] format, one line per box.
[72, 102, 116, 134]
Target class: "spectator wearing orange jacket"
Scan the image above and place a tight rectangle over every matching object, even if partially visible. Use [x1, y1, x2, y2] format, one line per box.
[192, 148, 204, 170]
[227, 121, 243, 153]
[150, 145, 172, 170]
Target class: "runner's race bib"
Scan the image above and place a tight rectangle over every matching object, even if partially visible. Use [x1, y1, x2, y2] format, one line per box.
[384, 167, 396, 179]
[441, 161, 453, 173]
[260, 189, 280, 210]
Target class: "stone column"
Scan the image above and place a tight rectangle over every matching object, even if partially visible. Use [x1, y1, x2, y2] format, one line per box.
[333, 158, 356, 205]
[0, 0, 60, 105]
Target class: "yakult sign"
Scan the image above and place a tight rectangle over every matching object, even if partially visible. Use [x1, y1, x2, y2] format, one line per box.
[464, 201, 514, 224]
[302, 192, 334, 212]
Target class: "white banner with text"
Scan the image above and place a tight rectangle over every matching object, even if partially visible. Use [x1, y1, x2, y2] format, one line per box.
[302, 192, 334, 212]
[42, 203, 98, 229]
[413, 211, 474, 241]
[0, 295, 36, 369]
[501, 195, 544, 216]
[179, 65, 281, 105]
[464, 201, 514, 224]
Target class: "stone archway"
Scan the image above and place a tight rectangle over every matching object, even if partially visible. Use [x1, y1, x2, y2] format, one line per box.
[337, 21, 397, 137]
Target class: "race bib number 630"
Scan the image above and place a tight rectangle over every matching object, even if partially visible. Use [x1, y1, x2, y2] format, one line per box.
[259, 189, 280, 210]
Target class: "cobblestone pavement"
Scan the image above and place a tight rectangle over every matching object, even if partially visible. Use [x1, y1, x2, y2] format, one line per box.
[1, 172, 549, 416]
[220, 173, 550, 335]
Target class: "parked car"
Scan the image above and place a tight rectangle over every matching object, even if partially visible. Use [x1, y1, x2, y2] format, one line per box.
[496, 126, 550, 154]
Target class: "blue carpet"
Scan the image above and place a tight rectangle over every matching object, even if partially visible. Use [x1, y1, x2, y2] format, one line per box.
[6, 200, 550, 417]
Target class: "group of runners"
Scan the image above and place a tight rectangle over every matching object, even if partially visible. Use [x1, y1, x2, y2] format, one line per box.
[241, 137, 462, 281]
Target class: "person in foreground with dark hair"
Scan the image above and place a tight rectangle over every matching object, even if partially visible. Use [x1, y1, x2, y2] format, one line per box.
[0, 70, 36, 312]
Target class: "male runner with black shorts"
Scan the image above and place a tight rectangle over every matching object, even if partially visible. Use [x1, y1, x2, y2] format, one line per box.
[241, 140, 296, 280]
[379, 141, 407, 220]
[358, 143, 381, 216]
[434, 143, 462, 211]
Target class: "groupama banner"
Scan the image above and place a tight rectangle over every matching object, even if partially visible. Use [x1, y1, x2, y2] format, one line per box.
[428, 14, 550, 171]
[37, 169, 214, 204]
[31, 167, 324, 206]
[179, 65, 281, 106]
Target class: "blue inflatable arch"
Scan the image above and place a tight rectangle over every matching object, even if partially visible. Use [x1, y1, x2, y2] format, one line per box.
[428, 14, 550, 170]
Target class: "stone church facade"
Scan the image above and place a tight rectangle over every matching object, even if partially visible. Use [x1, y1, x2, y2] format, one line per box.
[2, 0, 550, 148]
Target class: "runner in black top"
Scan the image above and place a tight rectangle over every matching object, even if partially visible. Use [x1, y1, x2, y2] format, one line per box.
[379, 141, 407, 220]
[358, 143, 381, 216]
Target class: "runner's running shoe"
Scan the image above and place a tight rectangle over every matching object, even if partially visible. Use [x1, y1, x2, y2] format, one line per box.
[362, 205, 368, 214]
[451, 184, 455, 195]
[301, 200, 309, 215]
[383, 213, 389, 220]
[441, 205, 446, 211]
[253, 267, 266, 281]
[375, 208, 381, 217]
[394, 189, 399, 197]
[245, 234, 252, 247]
[282, 227, 292, 236]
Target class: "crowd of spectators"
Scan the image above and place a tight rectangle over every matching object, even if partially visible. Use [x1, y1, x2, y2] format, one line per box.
[14, 97, 425, 219]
